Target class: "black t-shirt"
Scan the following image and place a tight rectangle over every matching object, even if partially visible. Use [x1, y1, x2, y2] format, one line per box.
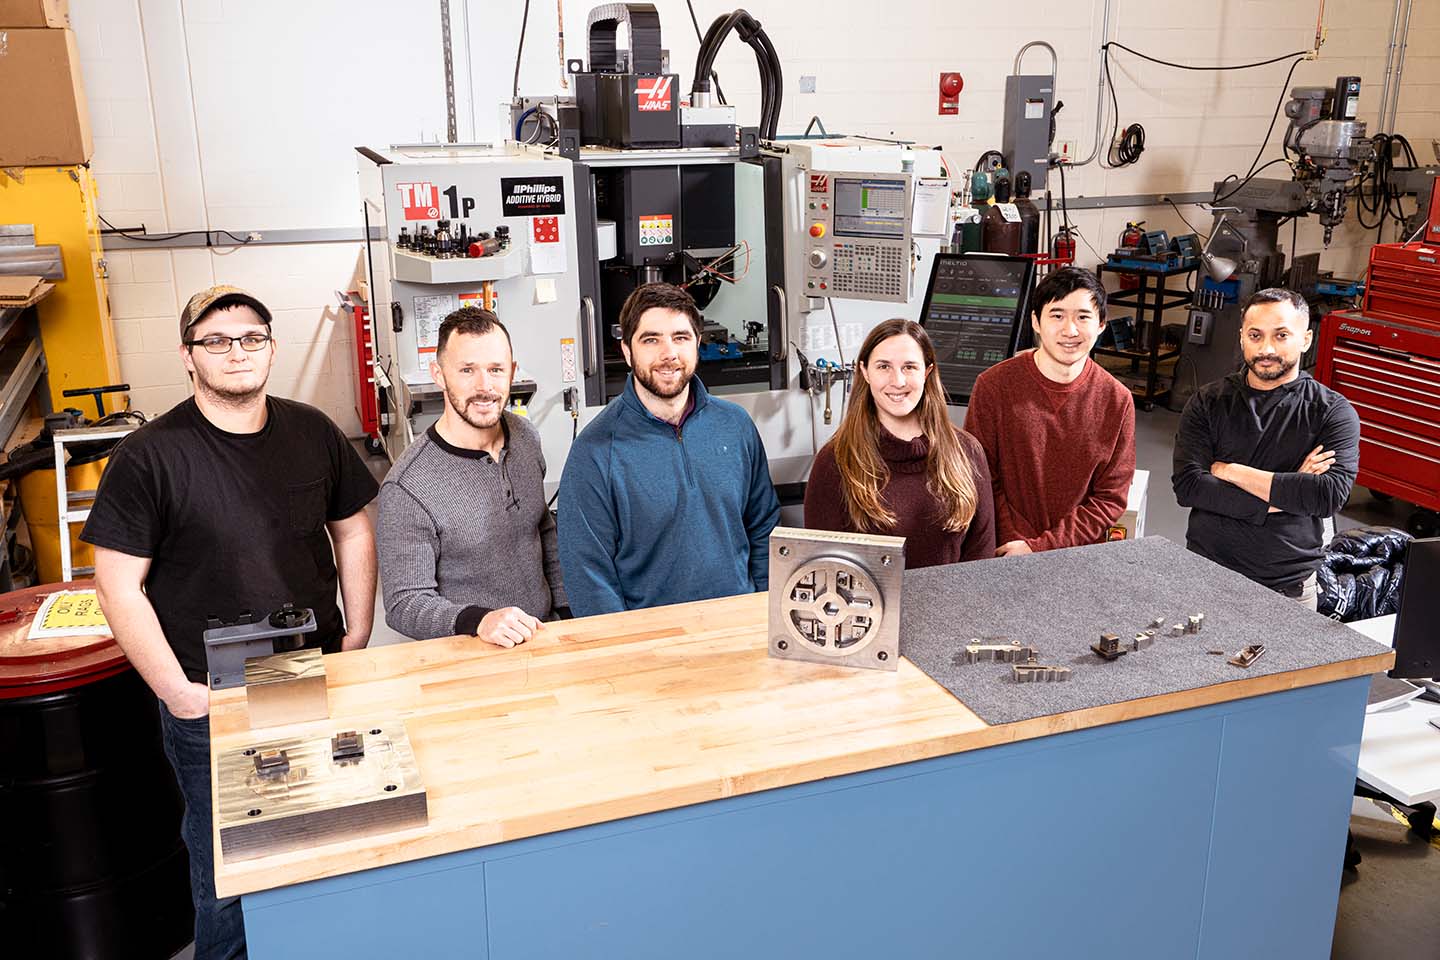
[81, 397, 379, 682]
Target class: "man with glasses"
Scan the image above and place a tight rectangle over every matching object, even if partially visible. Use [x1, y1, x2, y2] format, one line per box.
[378, 306, 567, 643]
[83, 285, 379, 960]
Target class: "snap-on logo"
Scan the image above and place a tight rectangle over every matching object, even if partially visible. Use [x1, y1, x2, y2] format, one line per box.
[1421, 255, 1437, 264]
[1338, 323, 1372, 336]
[635, 76, 673, 112]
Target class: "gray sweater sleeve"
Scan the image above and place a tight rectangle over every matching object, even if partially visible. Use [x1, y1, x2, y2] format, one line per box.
[377, 480, 474, 640]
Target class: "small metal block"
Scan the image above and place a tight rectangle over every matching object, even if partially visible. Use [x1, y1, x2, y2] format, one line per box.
[1171, 623, 1186, 637]
[1092, 632, 1127, 660]
[1013, 662, 1072, 683]
[253, 748, 290, 780]
[1228, 644, 1266, 668]
[1149, 617, 1166, 629]
[1131, 632, 1154, 652]
[1186, 614, 1205, 634]
[963, 639, 1037, 664]
[331, 730, 365, 762]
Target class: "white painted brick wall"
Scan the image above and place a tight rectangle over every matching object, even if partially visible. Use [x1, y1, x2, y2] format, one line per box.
[66, 0, 1440, 437]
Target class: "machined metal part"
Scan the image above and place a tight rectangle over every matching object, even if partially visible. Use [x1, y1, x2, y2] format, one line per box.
[253, 749, 290, 781]
[768, 527, 905, 672]
[1131, 632, 1154, 652]
[331, 730, 365, 762]
[216, 718, 427, 862]
[1186, 614, 1205, 635]
[1208, 649, 1226, 656]
[244, 647, 329, 728]
[1171, 623, 1186, 637]
[1228, 644, 1266, 669]
[1149, 617, 1166, 629]
[1092, 632, 1127, 661]
[963, 639, 1038, 664]
[1013, 661, 1071, 683]
[204, 605, 319, 690]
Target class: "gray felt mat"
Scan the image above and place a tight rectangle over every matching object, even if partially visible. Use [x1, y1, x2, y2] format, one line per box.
[899, 536, 1388, 725]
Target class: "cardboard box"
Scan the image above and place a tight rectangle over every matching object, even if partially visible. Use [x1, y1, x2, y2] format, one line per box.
[1107, 469, 1150, 541]
[0, 28, 92, 165]
[0, 0, 68, 27]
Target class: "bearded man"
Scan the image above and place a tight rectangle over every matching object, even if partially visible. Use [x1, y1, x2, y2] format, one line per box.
[1172, 287, 1360, 609]
[84, 285, 379, 958]
[377, 306, 567, 642]
[557, 282, 779, 616]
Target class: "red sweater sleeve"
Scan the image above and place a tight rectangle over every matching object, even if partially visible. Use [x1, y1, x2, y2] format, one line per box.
[958, 430, 996, 561]
[1026, 392, 1136, 551]
[803, 443, 855, 534]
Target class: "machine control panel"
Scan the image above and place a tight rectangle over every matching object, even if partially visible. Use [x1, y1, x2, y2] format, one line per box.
[803, 170, 912, 302]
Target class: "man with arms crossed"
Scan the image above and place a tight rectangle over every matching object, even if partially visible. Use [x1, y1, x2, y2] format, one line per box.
[378, 306, 566, 643]
[84, 285, 379, 960]
[1172, 288, 1359, 608]
[966, 267, 1137, 555]
[558, 282, 780, 615]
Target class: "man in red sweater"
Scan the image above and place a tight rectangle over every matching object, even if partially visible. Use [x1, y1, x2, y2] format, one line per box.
[965, 267, 1136, 556]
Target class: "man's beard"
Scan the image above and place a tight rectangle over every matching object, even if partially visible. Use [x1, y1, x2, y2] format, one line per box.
[634, 360, 694, 400]
[1244, 353, 1297, 382]
[193, 365, 266, 407]
[446, 387, 504, 429]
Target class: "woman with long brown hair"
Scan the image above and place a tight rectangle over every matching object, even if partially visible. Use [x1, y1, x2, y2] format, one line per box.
[804, 319, 995, 566]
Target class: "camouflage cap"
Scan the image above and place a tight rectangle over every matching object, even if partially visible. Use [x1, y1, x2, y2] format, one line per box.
[179, 284, 273, 340]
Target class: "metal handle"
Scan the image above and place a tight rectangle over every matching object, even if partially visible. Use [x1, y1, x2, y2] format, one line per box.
[769, 285, 789, 363]
[581, 296, 599, 377]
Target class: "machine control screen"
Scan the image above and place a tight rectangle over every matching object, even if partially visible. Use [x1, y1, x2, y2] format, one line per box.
[832, 178, 907, 239]
[919, 254, 1035, 404]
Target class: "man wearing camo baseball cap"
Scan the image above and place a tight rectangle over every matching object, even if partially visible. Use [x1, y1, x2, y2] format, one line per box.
[83, 284, 379, 959]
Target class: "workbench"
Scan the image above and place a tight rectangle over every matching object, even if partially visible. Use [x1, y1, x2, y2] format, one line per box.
[211, 551, 1391, 959]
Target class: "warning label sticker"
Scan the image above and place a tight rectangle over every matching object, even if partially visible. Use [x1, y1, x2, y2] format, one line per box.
[638, 215, 674, 246]
[500, 177, 567, 217]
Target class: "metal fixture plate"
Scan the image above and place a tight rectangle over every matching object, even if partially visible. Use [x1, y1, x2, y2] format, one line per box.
[768, 527, 904, 672]
[216, 718, 427, 862]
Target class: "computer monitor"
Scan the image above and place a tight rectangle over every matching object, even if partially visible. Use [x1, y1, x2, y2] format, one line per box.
[1392, 536, 1439, 680]
[917, 253, 1035, 405]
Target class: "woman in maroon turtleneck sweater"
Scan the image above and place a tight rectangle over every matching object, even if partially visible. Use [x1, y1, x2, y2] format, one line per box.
[804, 319, 995, 567]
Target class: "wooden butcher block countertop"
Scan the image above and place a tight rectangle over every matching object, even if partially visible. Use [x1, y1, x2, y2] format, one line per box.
[211, 591, 1389, 897]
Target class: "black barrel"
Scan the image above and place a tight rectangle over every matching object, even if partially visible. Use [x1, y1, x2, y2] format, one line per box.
[0, 587, 194, 959]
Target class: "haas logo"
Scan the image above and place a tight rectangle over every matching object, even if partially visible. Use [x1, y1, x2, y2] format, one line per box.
[397, 182, 440, 221]
[635, 76, 673, 112]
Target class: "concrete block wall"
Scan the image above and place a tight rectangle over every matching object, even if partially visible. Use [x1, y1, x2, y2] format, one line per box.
[68, 0, 1440, 432]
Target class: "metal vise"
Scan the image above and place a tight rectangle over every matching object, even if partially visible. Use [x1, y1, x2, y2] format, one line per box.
[203, 604, 318, 690]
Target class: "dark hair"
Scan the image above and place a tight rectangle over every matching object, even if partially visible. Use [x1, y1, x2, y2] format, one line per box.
[435, 306, 511, 360]
[1241, 287, 1310, 325]
[617, 282, 703, 346]
[1032, 266, 1107, 323]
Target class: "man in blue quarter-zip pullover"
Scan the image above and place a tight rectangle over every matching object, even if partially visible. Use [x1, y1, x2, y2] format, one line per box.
[559, 283, 780, 616]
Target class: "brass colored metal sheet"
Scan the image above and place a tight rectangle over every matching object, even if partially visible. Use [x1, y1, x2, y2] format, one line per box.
[216, 718, 427, 862]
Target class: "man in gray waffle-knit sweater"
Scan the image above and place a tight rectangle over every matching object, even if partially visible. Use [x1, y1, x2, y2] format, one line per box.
[378, 414, 566, 640]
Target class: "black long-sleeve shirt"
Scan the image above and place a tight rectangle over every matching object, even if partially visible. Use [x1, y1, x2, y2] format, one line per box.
[1172, 370, 1360, 592]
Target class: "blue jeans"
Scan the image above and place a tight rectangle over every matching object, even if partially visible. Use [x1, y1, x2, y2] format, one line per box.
[159, 701, 248, 960]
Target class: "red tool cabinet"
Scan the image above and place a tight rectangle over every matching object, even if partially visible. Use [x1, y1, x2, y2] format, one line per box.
[1315, 311, 1440, 511]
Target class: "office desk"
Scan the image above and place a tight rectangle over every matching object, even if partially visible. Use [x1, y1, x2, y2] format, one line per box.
[1351, 614, 1440, 808]
[208, 583, 1392, 959]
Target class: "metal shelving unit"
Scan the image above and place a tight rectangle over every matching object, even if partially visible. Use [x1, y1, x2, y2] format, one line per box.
[52, 424, 139, 581]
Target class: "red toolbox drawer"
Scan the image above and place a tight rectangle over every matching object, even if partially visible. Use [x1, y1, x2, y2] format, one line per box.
[1317, 312, 1440, 510]
[1363, 243, 1440, 329]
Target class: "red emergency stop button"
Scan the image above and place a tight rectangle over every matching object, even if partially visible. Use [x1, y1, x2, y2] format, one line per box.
[809, 223, 826, 238]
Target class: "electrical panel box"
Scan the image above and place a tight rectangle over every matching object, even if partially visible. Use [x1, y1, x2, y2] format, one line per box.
[595, 165, 680, 267]
[574, 72, 681, 148]
[1003, 74, 1054, 192]
[801, 170, 912, 302]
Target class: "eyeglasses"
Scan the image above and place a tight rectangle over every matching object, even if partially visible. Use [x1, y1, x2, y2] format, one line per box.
[184, 334, 273, 354]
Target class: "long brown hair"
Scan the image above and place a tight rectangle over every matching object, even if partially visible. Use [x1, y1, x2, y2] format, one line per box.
[830, 319, 978, 533]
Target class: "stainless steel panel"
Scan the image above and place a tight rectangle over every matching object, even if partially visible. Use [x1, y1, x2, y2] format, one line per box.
[243, 648, 330, 728]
